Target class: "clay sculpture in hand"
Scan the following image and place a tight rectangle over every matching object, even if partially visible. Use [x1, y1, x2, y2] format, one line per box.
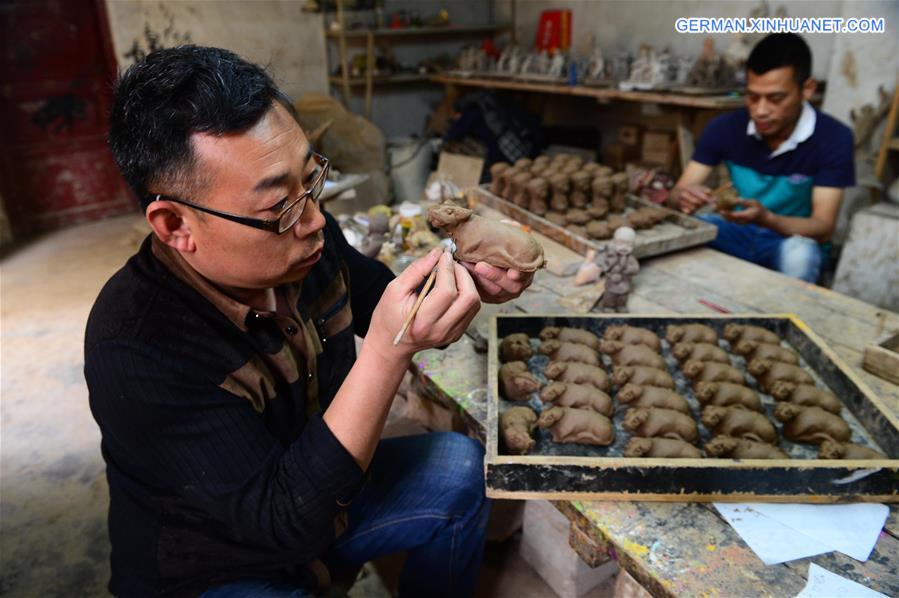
[818, 440, 886, 460]
[704, 436, 789, 459]
[623, 407, 699, 443]
[733, 340, 799, 365]
[613, 365, 675, 389]
[500, 406, 537, 454]
[500, 333, 533, 363]
[570, 171, 591, 208]
[539, 326, 602, 351]
[599, 341, 666, 369]
[548, 174, 571, 212]
[499, 167, 522, 200]
[603, 325, 661, 351]
[511, 171, 533, 208]
[537, 406, 615, 445]
[616, 383, 691, 414]
[770, 382, 842, 414]
[624, 437, 702, 458]
[499, 361, 541, 401]
[544, 361, 610, 392]
[672, 342, 729, 364]
[682, 359, 745, 386]
[695, 381, 762, 411]
[428, 203, 546, 272]
[701, 406, 778, 443]
[538, 340, 600, 366]
[540, 382, 613, 416]
[665, 323, 718, 344]
[526, 177, 550, 215]
[723, 323, 780, 345]
[773, 403, 851, 444]
[747, 358, 813, 393]
[489, 162, 511, 195]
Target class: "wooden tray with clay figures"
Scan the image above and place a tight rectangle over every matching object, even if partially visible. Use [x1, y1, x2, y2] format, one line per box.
[486, 313, 899, 503]
[471, 186, 718, 259]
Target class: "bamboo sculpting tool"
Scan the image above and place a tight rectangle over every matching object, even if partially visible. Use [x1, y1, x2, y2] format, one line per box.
[393, 266, 438, 346]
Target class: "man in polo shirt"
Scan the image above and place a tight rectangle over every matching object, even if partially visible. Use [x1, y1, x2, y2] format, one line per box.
[671, 33, 854, 283]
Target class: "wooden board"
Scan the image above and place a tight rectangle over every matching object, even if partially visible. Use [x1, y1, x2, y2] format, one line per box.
[472, 186, 717, 260]
[486, 314, 899, 502]
[864, 332, 899, 385]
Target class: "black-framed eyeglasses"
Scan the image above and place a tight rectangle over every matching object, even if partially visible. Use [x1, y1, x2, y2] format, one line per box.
[149, 152, 330, 234]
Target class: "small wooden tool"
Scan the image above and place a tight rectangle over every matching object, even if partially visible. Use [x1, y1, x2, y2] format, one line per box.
[393, 266, 438, 346]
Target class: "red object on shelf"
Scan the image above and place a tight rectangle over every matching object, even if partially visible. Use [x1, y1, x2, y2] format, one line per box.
[534, 10, 571, 55]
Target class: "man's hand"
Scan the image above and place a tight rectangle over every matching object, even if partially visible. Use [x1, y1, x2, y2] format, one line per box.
[460, 261, 535, 304]
[675, 184, 713, 215]
[723, 199, 769, 226]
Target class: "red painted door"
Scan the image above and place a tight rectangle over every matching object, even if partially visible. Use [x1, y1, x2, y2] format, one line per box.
[0, 0, 135, 237]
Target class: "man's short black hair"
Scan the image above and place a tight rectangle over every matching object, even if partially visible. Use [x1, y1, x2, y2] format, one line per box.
[746, 33, 812, 86]
[109, 45, 294, 210]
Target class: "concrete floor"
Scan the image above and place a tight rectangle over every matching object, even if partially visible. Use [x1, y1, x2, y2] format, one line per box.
[0, 214, 586, 597]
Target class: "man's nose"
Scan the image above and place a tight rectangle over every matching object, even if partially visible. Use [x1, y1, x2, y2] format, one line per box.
[293, 197, 325, 238]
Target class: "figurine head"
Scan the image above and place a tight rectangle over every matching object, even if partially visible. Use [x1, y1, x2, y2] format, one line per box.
[616, 383, 644, 403]
[682, 359, 705, 380]
[526, 177, 550, 199]
[671, 342, 694, 361]
[538, 340, 562, 356]
[598, 340, 623, 355]
[538, 326, 560, 341]
[427, 203, 472, 229]
[700, 405, 727, 427]
[537, 406, 565, 428]
[733, 339, 758, 356]
[623, 437, 653, 457]
[612, 366, 633, 385]
[539, 382, 566, 402]
[770, 380, 796, 401]
[694, 381, 718, 403]
[747, 357, 772, 377]
[704, 435, 738, 457]
[773, 402, 801, 422]
[490, 161, 510, 179]
[817, 440, 845, 460]
[622, 407, 650, 431]
[723, 323, 744, 342]
[611, 227, 636, 254]
[543, 361, 567, 380]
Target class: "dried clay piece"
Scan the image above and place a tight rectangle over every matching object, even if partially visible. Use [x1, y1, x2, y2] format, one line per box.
[544, 361, 610, 392]
[565, 208, 591, 225]
[624, 437, 702, 458]
[603, 325, 661, 352]
[526, 178, 550, 215]
[672, 342, 729, 364]
[540, 382, 612, 416]
[537, 406, 615, 445]
[666, 323, 718, 344]
[770, 382, 842, 414]
[723, 324, 780, 345]
[733, 340, 799, 365]
[705, 436, 789, 459]
[499, 361, 540, 401]
[818, 440, 886, 460]
[539, 326, 602, 351]
[428, 204, 545, 272]
[538, 340, 600, 366]
[682, 360, 745, 386]
[616, 384, 691, 414]
[701, 406, 777, 444]
[545, 211, 567, 226]
[500, 333, 532, 363]
[489, 162, 511, 195]
[773, 403, 850, 445]
[695, 381, 762, 411]
[500, 406, 537, 454]
[747, 358, 813, 393]
[599, 341, 666, 369]
[613, 366, 674, 389]
[623, 407, 699, 443]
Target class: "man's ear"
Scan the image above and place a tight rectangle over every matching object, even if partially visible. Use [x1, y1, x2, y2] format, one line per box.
[146, 200, 197, 252]
[802, 78, 817, 102]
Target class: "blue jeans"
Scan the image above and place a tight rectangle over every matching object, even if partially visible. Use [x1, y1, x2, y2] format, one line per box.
[202, 432, 491, 598]
[698, 214, 823, 283]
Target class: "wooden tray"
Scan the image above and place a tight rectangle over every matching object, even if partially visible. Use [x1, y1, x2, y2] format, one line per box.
[864, 331, 899, 385]
[486, 314, 899, 502]
[472, 186, 717, 259]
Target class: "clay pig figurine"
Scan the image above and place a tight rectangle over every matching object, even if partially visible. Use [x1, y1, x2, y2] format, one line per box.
[770, 382, 842, 414]
[500, 406, 537, 455]
[499, 333, 532, 363]
[428, 203, 545, 272]
[705, 436, 789, 459]
[544, 361, 610, 392]
[818, 440, 886, 460]
[599, 341, 667, 369]
[539, 326, 602, 351]
[622, 407, 698, 443]
[624, 437, 702, 458]
[701, 406, 778, 444]
[540, 382, 613, 417]
[617, 384, 691, 414]
[499, 361, 540, 401]
[537, 406, 615, 446]
[773, 403, 851, 445]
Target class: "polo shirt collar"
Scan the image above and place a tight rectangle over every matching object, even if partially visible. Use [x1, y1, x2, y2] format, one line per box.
[746, 101, 816, 158]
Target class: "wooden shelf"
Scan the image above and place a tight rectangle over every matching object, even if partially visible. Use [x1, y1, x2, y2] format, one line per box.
[328, 74, 431, 87]
[326, 23, 510, 40]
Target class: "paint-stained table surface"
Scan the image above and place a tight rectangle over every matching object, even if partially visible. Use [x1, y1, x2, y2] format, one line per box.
[410, 242, 899, 597]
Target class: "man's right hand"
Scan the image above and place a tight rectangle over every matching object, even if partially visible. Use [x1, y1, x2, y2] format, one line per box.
[675, 183, 713, 215]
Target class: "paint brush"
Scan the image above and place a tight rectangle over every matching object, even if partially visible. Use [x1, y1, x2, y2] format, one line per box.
[393, 266, 438, 346]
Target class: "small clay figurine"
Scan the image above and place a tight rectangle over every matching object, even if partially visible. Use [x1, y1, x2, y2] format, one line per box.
[591, 175, 612, 204]
[526, 177, 550, 215]
[705, 436, 789, 459]
[672, 342, 729, 364]
[570, 171, 591, 208]
[540, 382, 613, 416]
[499, 361, 541, 401]
[613, 365, 674, 389]
[770, 382, 842, 415]
[500, 406, 537, 454]
[538, 340, 600, 366]
[510, 171, 533, 208]
[695, 381, 762, 411]
[610, 172, 629, 212]
[548, 174, 571, 212]
[499, 167, 521, 201]
[428, 203, 545, 272]
[616, 383, 691, 414]
[747, 358, 813, 393]
[586, 203, 609, 220]
[544, 361, 610, 392]
[602, 325, 661, 351]
[701, 405, 777, 444]
[773, 403, 851, 445]
[565, 208, 591, 225]
[539, 326, 602, 351]
[666, 323, 718, 344]
[682, 359, 745, 386]
[545, 212, 567, 226]
[597, 227, 640, 313]
[489, 162, 511, 195]
[537, 406, 615, 446]
[723, 323, 780, 345]
[500, 333, 532, 363]
[733, 340, 799, 365]
[623, 407, 699, 443]
[599, 341, 666, 369]
[818, 440, 886, 460]
[586, 220, 615, 240]
[624, 437, 702, 458]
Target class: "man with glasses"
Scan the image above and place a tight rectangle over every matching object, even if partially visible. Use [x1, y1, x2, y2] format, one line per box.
[86, 46, 532, 597]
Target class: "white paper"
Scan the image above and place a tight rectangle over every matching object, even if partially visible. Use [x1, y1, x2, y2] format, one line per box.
[714, 504, 831, 565]
[795, 563, 888, 598]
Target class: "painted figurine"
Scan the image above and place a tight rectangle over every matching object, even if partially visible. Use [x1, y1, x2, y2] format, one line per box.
[597, 227, 639, 313]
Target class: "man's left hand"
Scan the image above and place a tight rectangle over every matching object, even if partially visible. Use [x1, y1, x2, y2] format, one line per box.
[723, 199, 769, 226]
[461, 261, 534, 304]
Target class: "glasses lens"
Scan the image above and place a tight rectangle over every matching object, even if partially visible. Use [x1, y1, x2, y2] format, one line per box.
[279, 196, 307, 233]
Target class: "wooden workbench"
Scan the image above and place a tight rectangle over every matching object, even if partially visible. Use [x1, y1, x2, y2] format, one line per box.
[410, 238, 899, 597]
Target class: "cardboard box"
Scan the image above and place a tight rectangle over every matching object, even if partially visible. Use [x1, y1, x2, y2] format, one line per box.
[618, 125, 642, 146]
[641, 132, 675, 169]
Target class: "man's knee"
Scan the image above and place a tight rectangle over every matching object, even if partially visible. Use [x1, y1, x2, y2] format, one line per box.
[428, 432, 487, 509]
[778, 235, 822, 283]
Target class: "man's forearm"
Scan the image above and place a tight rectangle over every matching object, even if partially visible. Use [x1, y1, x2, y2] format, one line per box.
[761, 211, 833, 242]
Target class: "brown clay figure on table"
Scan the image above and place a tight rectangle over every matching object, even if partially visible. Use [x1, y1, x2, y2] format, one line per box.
[539, 382, 613, 416]
[770, 381, 842, 414]
[499, 361, 541, 401]
[537, 406, 615, 446]
[624, 437, 702, 458]
[701, 406, 778, 443]
[617, 384, 691, 414]
[613, 365, 675, 389]
[748, 358, 814, 393]
[623, 407, 699, 443]
[695, 381, 763, 411]
[666, 323, 718, 344]
[672, 342, 730, 363]
[599, 341, 667, 369]
[602, 325, 661, 351]
[733, 340, 799, 364]
[544, 361, 610, 392]
[597, 227, 640, 313]
[773, 403, 851, 444]
[818, 440, 886, 460]
[705, 436, 789, 459]
[500, 406, 538, 454]
[489, 162, 510, 195]
[538, 340, 600, 366]
[539, 326, 602, 351]
[526, 177, 550, 215]
[499, 333, 533, 363]
[682, 359, 746, 386]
